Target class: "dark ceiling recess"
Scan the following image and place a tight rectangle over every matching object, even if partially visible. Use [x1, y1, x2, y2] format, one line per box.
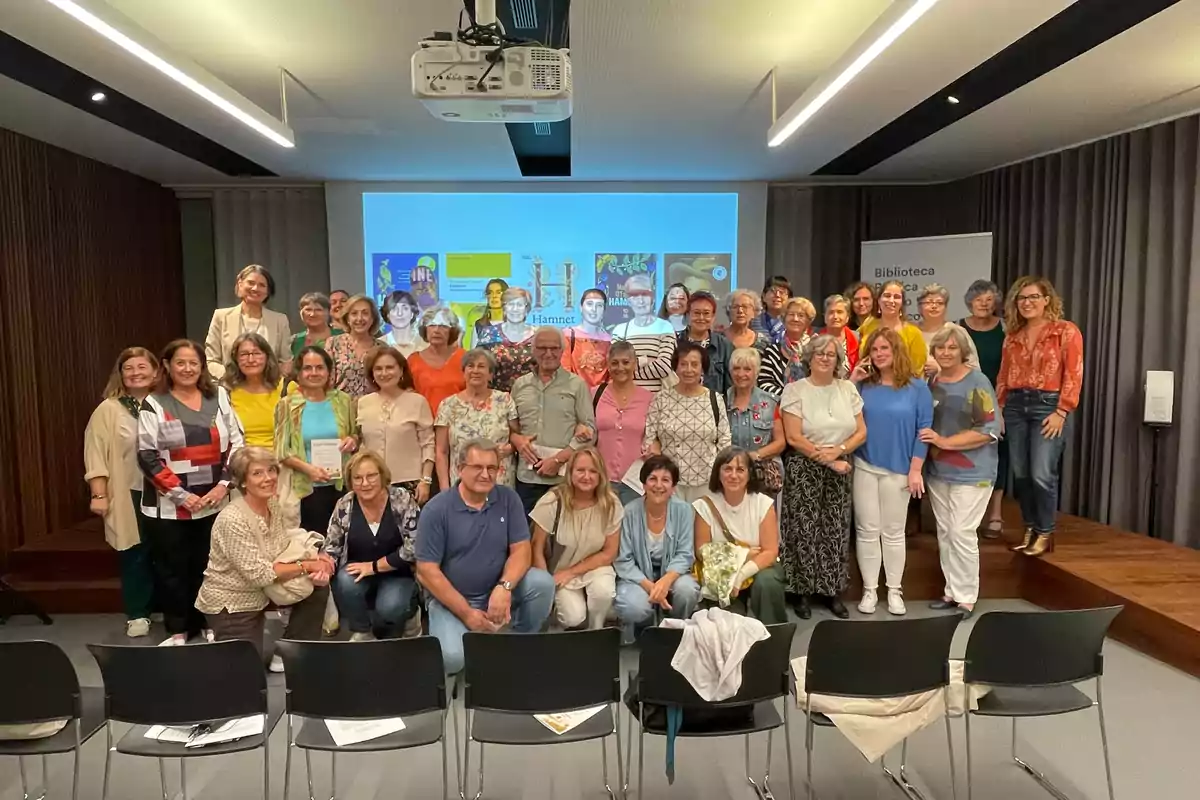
[467, 0, 572, 177]
[0, 31, 276, 178]
[814, 0, 1183, 176]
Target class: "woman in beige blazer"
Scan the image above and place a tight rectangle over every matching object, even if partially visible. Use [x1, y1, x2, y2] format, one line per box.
[205, 264, 292, 380]
[83, 347, 159, 637]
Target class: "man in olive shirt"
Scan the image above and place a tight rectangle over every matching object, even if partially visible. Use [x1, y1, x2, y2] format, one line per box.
[509, 327, 597, 514]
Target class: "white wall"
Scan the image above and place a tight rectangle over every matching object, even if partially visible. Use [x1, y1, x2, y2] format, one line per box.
[324, 181, 767, 300]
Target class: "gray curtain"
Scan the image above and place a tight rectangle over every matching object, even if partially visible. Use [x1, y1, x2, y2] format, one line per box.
[767, 115, 1200, 547]
[209, 187, 330, 328]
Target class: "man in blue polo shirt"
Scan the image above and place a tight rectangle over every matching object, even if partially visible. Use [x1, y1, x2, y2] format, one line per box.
[415, 437, 554, 674]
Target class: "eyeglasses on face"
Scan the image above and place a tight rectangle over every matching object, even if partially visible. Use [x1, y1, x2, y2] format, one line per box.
[1017, 293, 1046, 303]
[812, 351, 838, 360]
[462, 463, 500, 475]
[352, 473, 381, 485]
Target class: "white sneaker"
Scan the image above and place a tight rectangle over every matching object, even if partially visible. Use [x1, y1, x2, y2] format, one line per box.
[857, 589, 878, 614]
[268, 655, 285, 673]
[158, 634, 187, 647]
[126, 618, 151, 638]
[201, 629, 216, 643]
[887, 588, 907, 616]
[403, 607, 423, 638]
[349, 632, 376, 643]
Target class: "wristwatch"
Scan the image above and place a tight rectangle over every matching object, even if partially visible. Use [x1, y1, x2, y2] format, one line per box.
[497, 580, 514, 592]
[421, 476, 433, 484]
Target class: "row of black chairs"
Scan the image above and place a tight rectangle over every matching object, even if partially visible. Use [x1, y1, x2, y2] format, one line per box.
[0, 606, 1121, 800]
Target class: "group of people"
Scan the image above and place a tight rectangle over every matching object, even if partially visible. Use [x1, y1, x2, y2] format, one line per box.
[82, 262, 1083, 675]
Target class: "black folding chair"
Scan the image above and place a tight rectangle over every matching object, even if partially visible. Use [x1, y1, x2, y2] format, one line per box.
[87, 640, 280, 800]
[627, 622, 797, 800]
[803, 616, 962, 800]
[275, 637, 452, 800]
[461, 628, 623, 800]
[0, 641, 104, 800]
[962, 606, 1122, 800]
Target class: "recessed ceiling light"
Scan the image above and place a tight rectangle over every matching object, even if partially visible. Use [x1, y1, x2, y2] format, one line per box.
[90, 91, 107, 102]
[947, 95, 960, 104]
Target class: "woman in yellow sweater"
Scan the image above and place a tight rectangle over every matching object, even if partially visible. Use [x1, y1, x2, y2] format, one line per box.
[857, 280, 927, 379]
[224, 332, 284, 449]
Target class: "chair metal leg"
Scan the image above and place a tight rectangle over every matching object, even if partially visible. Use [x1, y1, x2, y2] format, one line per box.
[1096, 678, 1116, 800]
[601, 736, 617, 800]
[637, 706, 646, 800]
[623, 704, 633, 794]
[102, 722, 113, 800]
[613, 705, 626, 800]
[304, 748, 315, 800]
[262, 714, 271, 800]
[72, 719, 82, 800]
[180, 758, 188, 800]
[158, 758, 169, 800]
[964, 711, 973, 800]
[330, 752, 338, 800]
[462, 710, 472, 800]
[746, 731, 776, 799]
[1010, 717, 1072, 800]
[284, 715, 293, 800]
[42, 754, 50, 800]
[784, 700, 797, 800]
[441, 710, 450, 800]
[450, 676, 463, 799]
[475, 743, 485, 800]
[881, 738, 930, 800]
[805, 709, 816, 800]
[944, 704, 958, 800]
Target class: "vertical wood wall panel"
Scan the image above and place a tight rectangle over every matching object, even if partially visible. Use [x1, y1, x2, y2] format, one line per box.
[0, 128, 184, 566]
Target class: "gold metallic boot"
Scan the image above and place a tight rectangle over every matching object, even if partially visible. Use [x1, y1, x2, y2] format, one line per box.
[1010, 527, 1033, 553]
[1023, 533, 1055, 557]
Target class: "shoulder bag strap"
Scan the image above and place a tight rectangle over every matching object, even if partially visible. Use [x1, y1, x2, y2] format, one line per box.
[708, 388, 720, 427]
[592, 381, 609, 412]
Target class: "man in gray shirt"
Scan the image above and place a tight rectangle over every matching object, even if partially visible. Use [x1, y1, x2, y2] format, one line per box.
[509, 326, 596, 514]
[415, 438, 554, 674]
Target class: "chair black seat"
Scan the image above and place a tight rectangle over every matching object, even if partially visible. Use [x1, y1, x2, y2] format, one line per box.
[0, 686, 106, 756]
[808, 711, 836, 728]
[624, 695, 783, 738]
[972, 685, 1094, 717]
[293, 712, 444, 752]
[114, 707, 284, 758]
[470, 706, 615, 745]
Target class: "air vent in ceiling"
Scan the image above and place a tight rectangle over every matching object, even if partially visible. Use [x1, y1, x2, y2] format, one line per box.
[513, 0, 538, 29]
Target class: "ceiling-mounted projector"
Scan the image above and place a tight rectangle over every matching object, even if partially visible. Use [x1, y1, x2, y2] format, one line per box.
[412, 39, 572, 123]
[411, 0, 571, 123]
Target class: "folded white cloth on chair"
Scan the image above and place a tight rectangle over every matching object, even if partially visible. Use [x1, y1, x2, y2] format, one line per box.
[790, 657, 991, 763]
[662, 608, 770, 701]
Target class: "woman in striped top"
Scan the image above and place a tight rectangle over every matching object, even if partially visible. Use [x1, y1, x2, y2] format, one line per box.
[609, 274, 676, 393]
[138, 339, 244, 647]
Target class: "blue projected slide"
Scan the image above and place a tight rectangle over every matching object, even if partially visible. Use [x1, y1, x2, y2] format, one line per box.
[362, 192, 738, 342]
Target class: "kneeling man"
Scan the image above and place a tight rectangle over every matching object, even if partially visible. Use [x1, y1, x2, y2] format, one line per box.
[416, 437, 555, 674]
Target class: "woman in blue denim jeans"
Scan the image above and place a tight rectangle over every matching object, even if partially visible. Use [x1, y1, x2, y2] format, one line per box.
[995, 277, 1084, 557]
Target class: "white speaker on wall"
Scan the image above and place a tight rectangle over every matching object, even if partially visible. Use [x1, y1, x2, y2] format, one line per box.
[1144, 370, 1174, 425]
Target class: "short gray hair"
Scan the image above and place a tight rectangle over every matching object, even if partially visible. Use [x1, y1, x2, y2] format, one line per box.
[964, 279, 1000, 309]
[729, 346, 761, 375]
[462, 348, 497, 374]
[929, 324, 973, 363]
[298, 292, 330, 312]
[456, 437, 501, 469]
[824, 294, 850, 313]
[228, 446, 279, 491]
[534, 326, 565, 347]
[725, 288, 761, 318]
[608, 339, 637, 360]
[800, 333, 839, 373]
[918, 283, 950, 305]
[624, 273, 654, 292]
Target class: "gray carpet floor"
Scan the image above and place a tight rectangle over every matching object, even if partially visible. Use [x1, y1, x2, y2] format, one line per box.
[0, 598, 1193, 799]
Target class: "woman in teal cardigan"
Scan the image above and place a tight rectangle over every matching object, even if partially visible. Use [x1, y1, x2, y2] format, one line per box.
[614, 455, 701, 624]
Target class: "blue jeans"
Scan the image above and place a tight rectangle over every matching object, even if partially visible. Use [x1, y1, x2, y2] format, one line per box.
[426, 568, 555, 674]
[332, 568, 416, 635]
[1004, 389, 1068, 535]
[515, 480, 553, 517]
[611, 481, 641, 509]
[614, 575, 701, 624]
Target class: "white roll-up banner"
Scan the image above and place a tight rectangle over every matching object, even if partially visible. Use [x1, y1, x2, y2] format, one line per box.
[860, 232, 994, 322]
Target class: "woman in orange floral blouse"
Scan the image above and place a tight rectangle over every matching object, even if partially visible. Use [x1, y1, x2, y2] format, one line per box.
[995, 276, 1083, 557]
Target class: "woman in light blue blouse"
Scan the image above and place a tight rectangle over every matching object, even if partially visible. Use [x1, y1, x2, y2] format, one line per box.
[849, 327, 933, 617]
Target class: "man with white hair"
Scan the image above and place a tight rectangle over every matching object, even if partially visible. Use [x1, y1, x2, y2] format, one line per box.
[509, 326, 596, 514]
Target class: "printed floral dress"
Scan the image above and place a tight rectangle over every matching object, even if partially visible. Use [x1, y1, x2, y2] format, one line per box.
[435, 390, 519, 487]
[477, 326, 537, 393]
[325, 334, 385, 398]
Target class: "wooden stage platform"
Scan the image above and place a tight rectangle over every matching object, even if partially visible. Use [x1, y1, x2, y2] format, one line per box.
[5, 504, 1200, 678]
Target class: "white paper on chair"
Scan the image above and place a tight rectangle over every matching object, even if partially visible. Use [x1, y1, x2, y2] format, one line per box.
[145, 715, 264, 748]
[324, 717, 406, 747]
[621, 459, 645, 494]
[533, 705, 606, 735]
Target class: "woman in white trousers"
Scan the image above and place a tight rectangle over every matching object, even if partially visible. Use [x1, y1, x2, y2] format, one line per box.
[849, 328, 933, 616]
[919, 325, 1001, 618]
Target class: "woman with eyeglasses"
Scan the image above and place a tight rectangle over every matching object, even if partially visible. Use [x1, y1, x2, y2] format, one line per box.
[857, 280, 928, 379]
[915, 283, 979, 378]
[275, 346, 359, 535]
[996, 276, 1083, 557]
[610, 273, 676, 393]
[288, 292, 341, 364]
[224, 333, 284, 450]
[325, 451, 421, 641]
[759, 296, 818, 392]
[726, 288, 785, 396]
[779, 334, 866, 619]
[959, 279, 1008, 538]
